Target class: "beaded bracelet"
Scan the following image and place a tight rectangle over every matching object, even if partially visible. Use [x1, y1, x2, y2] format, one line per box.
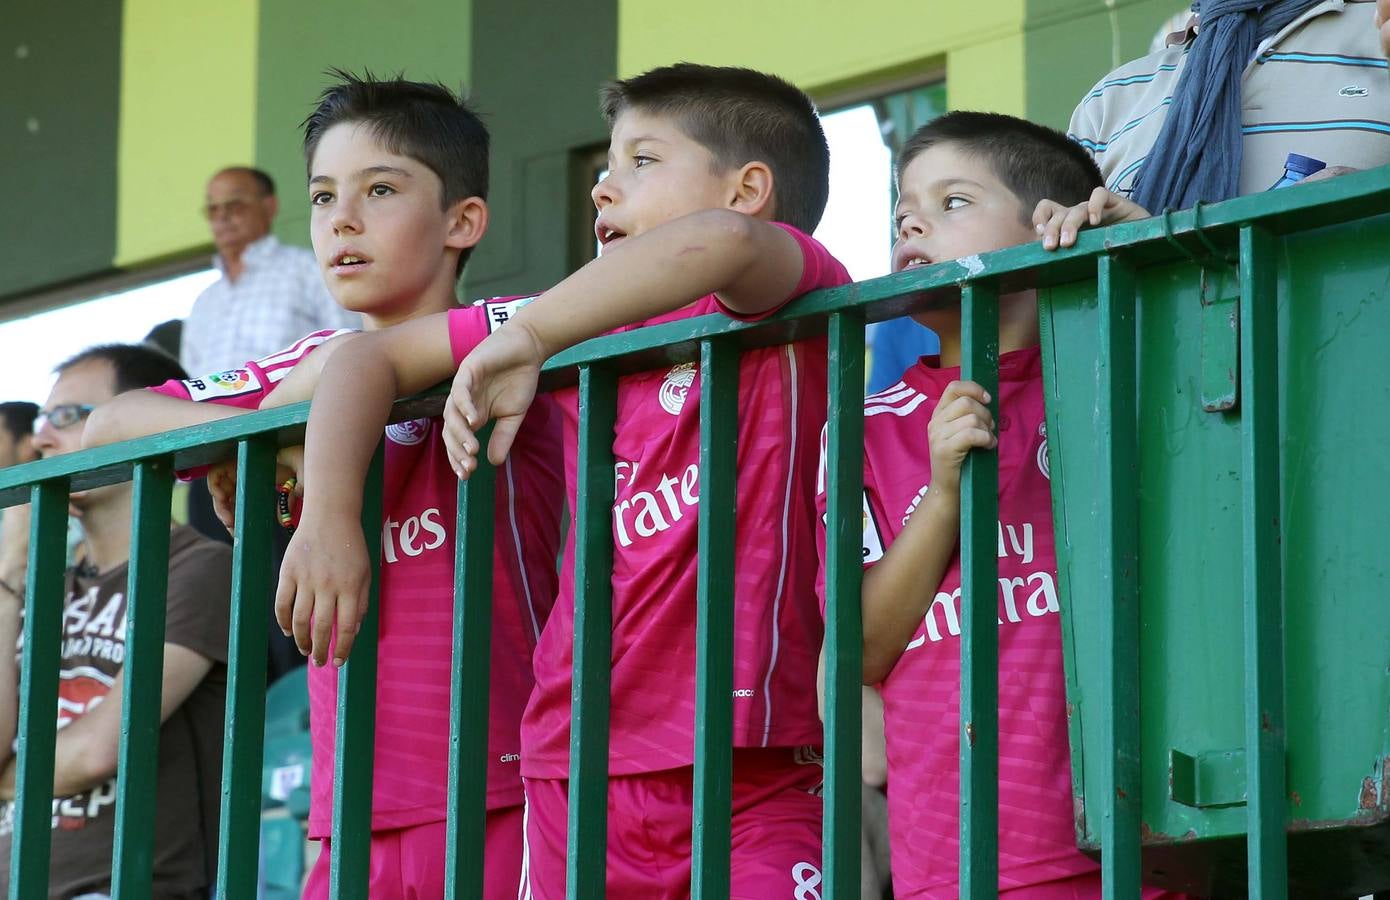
[276, 476, 297, 533]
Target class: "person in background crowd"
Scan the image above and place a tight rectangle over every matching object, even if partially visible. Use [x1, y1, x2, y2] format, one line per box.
[0, 403, 39, 624]
[1069, 0, 1390, 211]
[144, 319, 183, 362]
[0, 345, 231, 900]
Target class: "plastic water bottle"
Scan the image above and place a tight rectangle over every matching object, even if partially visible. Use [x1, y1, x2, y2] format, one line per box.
[1269, 152, 1327, 190]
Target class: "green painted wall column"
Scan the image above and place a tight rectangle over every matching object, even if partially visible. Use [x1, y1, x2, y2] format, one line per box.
[465, 0, 618, 300]
[255, 0, 475, 252]
[0, 5, 122, 300]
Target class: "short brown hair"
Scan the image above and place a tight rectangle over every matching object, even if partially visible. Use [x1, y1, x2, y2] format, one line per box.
[600, 63, 830, 233]
[303, 70, 490, 277]
[898, 111, 1103, 220]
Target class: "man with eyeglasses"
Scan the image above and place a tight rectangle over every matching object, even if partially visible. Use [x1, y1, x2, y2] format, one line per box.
[183, 166, 358, 380]
[0, 344, 232, 900]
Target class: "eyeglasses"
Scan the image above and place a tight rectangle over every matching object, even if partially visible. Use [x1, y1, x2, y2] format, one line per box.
[35, 403, 95, 431]
[203, 195, 266, 220]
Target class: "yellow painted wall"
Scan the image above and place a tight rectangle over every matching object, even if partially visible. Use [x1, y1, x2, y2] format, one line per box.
[115, 0, 258, 267]
[947, 32, 1026, 116]
[618, 0, 1026, 111]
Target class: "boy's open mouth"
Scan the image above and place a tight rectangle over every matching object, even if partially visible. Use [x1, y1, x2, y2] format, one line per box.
[595, 221, 628, 246]
[331, 250, 371, 270]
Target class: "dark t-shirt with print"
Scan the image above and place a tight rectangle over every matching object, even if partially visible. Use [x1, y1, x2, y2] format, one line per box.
[0, 525, 231, 899]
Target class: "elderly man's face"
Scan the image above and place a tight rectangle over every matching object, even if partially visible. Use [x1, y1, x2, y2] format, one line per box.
[205, 170, 276, 259]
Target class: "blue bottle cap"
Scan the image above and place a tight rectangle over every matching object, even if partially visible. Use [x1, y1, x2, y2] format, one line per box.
[1285, 153, 1327, 176]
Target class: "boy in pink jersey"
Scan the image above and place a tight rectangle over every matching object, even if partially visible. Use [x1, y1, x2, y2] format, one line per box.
[815, 111, 1182, 899]
[83, 74, 563, 899]
[275, 64, 850, 898]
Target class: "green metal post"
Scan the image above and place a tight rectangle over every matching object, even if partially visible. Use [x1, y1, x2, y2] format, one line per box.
[111, 458, 175, 899]
[445, 432, 495, 899]
[691, 340, 738, 900]
[823, 311, 865, 900]
[1096, 255, 1142, 899]
[9, 479, 70, 899]
[567, 366, 617, 900]
[958, 281, 999, 899]
[1239, 224, 1287, 898]
[329, 444, 385, 900]
[215, 438, 278, 898]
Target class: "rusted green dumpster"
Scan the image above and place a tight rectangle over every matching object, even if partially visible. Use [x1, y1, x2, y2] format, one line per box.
[1039, 167, 1390, 897]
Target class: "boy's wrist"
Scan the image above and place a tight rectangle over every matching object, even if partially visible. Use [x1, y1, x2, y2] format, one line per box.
[298, 488, 362, 524]
[515, 316, 554, 365]
[923, 478, 962, 509]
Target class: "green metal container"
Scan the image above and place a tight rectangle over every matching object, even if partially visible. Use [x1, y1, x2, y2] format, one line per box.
[1039, 169, 1390, 897]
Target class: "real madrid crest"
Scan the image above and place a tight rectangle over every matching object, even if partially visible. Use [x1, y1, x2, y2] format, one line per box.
[386, 418, 431, 446]
[659, 363, 697, 415]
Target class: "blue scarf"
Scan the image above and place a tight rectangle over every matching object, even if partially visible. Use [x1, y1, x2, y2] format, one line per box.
[1132, 0, 1324, 212]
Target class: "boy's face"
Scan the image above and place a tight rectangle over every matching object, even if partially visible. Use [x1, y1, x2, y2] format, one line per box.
[892, 143, 1036, 274]
[592, 109, 741, 252]
[308, 123, 466, 323]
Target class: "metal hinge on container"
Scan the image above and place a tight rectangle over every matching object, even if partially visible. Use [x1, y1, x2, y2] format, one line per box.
[1170, 747, 1247, 808]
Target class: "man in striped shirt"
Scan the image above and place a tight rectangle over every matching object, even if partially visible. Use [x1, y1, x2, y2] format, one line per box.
[1069, 0, 1390, 202]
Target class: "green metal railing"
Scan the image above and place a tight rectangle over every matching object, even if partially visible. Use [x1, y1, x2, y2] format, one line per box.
[3, 166, 1389, 899]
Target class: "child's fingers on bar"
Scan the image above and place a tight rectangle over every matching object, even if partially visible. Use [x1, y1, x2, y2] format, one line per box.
[487, 417, 522, 466]
[274, 569, 297, 636]
[333, 591, 360, 666]
[311, 592, 337, 667]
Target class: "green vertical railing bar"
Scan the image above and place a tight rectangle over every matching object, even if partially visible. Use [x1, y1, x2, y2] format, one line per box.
[1096, 255, 1142, 899]
[691, 339, 738, 900]
[9, 479, 70, 899]
[958, 281, 1000, 899]
[823, 311, 865, 900]
[329, 444, 385, 900]
[111, 458, 174, 899]
[445, 432, 495, 899]
[567, 365, 617, 900]
[1239, 224, 1287, 899]
[216, 438, 278, 897]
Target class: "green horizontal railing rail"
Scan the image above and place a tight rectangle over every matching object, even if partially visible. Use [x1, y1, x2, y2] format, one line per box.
[1, 166, 1387, 898]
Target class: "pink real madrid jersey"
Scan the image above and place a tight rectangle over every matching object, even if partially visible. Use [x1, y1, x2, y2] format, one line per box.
[815, 345, 1098, 896]
[514, 223, 852, 779]
[152, 314, 564, 835]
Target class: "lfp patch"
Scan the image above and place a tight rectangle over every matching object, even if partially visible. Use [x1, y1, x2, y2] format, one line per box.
[183, 368, 262, 401]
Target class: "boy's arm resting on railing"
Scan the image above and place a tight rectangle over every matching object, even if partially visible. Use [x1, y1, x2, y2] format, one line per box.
[0, 642, 212, 800]
[277, 317, 458, 667]
[446, 209, 807, 471]
[83, 390, 247, 449]
[860, 381, 997, 684]
[83, 331, 360, 451]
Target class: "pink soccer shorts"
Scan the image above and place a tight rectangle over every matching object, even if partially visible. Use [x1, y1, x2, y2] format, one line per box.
[302, 804, 524, 900]
[519, 747, 824, 900]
